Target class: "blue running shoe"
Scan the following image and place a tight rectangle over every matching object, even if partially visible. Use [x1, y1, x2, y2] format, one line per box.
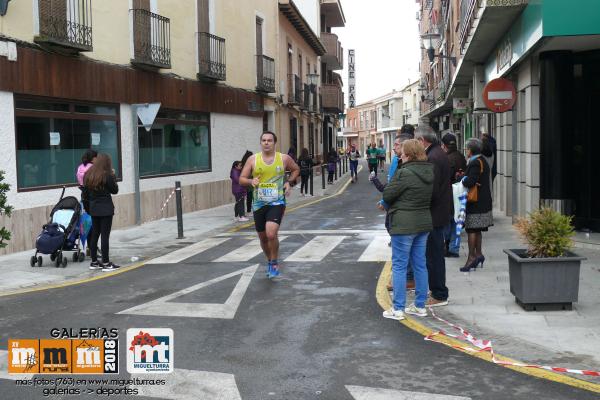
[270, 261, 280, 278]
[266, 261, 272, 278]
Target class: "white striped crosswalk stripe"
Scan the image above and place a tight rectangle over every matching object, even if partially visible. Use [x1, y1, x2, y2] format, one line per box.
[213, 236, 288, 262]
[284, 235, 347, 262]
[358, 235, 391, 262]
[148, 237, 230, 264]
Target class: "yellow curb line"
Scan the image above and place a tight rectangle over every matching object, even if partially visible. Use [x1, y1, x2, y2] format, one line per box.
[0, 261, 147, 298]
[1, 168, 361, 297]
[376, 261, 600, 393]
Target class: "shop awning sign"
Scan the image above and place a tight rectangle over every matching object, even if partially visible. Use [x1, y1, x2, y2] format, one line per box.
[483, 78, 516, 113]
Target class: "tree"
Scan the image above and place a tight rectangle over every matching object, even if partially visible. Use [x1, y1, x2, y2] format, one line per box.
[0, 170, 13, 249]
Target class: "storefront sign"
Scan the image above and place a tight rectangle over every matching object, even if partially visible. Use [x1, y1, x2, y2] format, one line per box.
[496, 38, 512, 73]
[452, 98, 469, 114]
[483, 78, 516, 113]
[348, 49, 356, 108]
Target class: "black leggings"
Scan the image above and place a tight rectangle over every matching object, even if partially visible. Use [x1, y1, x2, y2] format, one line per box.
[300, 174, 309, 193]
[246, 190, 253, 213]
[89, 215, 113, 263]
[234, 194, 245, 217]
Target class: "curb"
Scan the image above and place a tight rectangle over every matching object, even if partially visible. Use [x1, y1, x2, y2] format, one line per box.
[376, 261, 600, 393]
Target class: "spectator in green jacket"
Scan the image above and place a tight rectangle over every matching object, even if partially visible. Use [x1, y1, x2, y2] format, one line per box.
[382, 139, 434, 320]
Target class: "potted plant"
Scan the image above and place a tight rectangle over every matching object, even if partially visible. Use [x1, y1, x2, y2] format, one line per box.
[503, 207, 586, 311]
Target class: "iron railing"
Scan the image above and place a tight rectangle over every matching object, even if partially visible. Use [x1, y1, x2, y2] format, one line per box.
[302, 83, 311, 110]
[197, 32, 226, 81]
[131, 8, 171, 69]
[287, 74, 302, 104]
[256, 55, 275, 93]
[36, 0, 92, 51]
[459, 0, 480, 53]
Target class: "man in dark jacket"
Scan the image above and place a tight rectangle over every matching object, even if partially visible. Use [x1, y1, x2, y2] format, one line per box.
[441, 133, 467, 257]
[416, 125, 452, 307]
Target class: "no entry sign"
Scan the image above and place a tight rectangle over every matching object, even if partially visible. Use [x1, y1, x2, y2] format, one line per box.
[483, 78, 516, 113]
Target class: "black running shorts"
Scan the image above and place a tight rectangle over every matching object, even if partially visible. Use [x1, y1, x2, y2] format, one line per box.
[253, 205, 286, 232]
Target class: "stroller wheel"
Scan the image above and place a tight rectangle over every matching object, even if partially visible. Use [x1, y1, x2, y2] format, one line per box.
[30, 256, 37, 268]
[50, 253, 56, 262]
[55, 253, 62, 268]
[61, 257, 68, 268]
[78, 252, 85, 262]
[72, 252, 78, 262]
[38, 256, 43, 267]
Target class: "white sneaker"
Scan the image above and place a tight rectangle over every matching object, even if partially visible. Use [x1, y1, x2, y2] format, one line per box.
[238, 216, 249, 222]
[405, 303, 427, 317]
[382, 308, 405, 320]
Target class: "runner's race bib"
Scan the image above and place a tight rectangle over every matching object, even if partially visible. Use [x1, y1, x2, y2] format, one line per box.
[257, 183, 279, 202]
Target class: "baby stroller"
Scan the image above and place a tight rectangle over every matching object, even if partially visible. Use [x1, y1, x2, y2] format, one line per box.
[30, 187, 85, 268]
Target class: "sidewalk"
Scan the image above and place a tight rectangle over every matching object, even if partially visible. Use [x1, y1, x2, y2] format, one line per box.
[0, 165, 353, 295]
[410, 211, 600, 383]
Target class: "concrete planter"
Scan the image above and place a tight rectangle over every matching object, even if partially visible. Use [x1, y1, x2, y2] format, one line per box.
[503, 249, 586, 311]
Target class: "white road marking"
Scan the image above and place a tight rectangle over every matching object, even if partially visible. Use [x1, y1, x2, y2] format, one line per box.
[213, 237, 288, 262]
[0, 350, 34, 380]
[117, 264, 258, 319]
[358, 235, 391, 262]
[135, 368, 241, 399]
[346, 385, 471, 400]
[148, 237, 230, 264]
[285, 236, 346, 262]
[217, 230, 387, 236]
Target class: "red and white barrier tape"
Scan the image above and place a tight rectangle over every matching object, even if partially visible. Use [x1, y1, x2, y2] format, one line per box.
[425, 308, 600, 377]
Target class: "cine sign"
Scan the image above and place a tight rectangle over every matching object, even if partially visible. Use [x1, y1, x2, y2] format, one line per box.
[482, 78, 516, 113]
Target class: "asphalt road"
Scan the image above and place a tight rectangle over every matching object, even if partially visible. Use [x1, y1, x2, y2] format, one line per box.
[0, 166, 596, 399]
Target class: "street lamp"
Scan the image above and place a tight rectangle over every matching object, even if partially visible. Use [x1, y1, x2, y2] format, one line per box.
[421, 32, 456, 67]
[306, 73, 320, 86]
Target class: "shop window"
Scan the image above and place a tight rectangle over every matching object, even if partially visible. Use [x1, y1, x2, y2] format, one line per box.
[15, 96, 120, 190]
[138, 110, 210, 177]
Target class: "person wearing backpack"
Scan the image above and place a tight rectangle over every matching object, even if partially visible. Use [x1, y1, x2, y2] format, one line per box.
[83, 153, 119, 272]
[298, 148, 313, 196]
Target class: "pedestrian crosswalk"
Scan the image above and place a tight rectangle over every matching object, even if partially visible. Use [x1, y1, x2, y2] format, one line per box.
[149, 231, 391, 265]
[285, 235, 347, 262]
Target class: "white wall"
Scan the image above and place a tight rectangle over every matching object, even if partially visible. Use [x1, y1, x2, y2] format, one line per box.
[1, 95, 261, 209]
[294, 0, 320, 36]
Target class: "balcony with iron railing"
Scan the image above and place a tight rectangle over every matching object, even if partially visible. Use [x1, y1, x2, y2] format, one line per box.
[131, 8, 171, 69]
[256, 55, 275, 93]
[436, 77, 449, 102]
[321, 83, 344, 113]
[287, 74, 303, 105]
[459, 0, 481, 53]
[320, 32, 344, 70]
[302, 83, 311, 111]
[35, 0, 93, 52]
[197, 32, 226, 81]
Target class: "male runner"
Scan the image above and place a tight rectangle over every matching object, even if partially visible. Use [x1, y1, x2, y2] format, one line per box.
[239, 131, 300, 278]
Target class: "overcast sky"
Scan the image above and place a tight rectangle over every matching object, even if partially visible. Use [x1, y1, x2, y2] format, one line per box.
[332, 0, 421, 106]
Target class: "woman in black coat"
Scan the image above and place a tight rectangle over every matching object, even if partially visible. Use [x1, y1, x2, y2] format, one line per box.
[83, 153, 119, 272]
[460, 138, 493, 272]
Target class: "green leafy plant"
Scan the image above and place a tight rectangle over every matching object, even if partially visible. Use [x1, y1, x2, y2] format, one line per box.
[0, 170, 12, 249]
[515, 207, 574, 258]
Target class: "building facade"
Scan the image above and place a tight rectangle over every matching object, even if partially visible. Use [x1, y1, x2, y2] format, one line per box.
[417, 0, 600, 230]
[0, 0, 347, 254]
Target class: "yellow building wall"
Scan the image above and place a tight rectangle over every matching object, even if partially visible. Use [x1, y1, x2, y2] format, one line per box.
[215, 0, 278, 91]
[0, 0, 35, 42]
[87, 0, 131, 66]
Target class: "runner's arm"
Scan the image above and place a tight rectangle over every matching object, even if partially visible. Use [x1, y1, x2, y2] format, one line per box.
[284, 154, 300, 183]
[239, 155, 258, 187]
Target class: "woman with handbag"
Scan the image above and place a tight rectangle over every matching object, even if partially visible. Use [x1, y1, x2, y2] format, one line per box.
[460, 138, 493, 272]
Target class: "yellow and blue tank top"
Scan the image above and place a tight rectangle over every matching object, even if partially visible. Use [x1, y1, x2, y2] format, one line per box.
[252, 152, 286, 210]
